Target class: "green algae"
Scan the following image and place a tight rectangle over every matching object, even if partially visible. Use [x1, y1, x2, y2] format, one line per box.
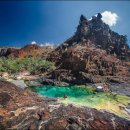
[31, 85, 130, 118]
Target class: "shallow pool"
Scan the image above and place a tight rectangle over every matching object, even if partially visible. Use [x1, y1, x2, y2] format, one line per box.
[31, 85, 130, 118]
[31, 85, 95, 98]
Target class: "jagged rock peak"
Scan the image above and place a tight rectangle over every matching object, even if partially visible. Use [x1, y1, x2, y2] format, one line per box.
[80, 15, 88, 22]
[79, 14, 89, 26]
[91, 13, 102, 21]
[64, 12, 130, 61]
[97, 13, 102, 19]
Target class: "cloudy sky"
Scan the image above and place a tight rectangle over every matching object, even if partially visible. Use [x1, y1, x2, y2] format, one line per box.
[0, 1, 130, 47]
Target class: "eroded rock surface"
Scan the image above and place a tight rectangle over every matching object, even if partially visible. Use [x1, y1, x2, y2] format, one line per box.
[0, 80, 130, 130]
[47, 13, 130, 84]
[48, 44, 130, 84]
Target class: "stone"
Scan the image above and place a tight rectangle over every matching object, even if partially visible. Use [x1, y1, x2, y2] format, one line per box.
[48, 44, 129, 84]
[10, 80, 27, 89]
[96, 86, 103, 92]
[0, 92, 11, 106]
[97, 13, 102, 19]
[48, 13, 130, 61]
[0, 80, 130, 130]
[47, 13, 130, 85]
[0, 47, 19, 57]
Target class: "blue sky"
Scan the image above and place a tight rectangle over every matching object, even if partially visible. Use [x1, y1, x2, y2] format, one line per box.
[0, 1, 130, 47]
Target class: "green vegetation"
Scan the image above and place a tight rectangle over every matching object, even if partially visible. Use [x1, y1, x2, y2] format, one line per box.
[0, 57, 55, 74]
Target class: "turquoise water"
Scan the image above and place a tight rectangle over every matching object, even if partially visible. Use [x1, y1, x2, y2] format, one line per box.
[31, 85, 94, 98]
[30, 85, 130, 118]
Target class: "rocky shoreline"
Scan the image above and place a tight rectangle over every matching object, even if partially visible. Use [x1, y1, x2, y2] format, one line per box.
[1, 71, 130, 96]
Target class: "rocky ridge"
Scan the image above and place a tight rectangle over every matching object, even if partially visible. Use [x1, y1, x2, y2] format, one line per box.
[65, 13, 130, 61]
[0, 44, 54, 59]
[9, 44, 54, 59]
[49, 13, 130, 61]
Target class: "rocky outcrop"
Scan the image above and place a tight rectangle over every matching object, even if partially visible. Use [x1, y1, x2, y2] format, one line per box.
[0, 80, 130, 130]
[0, 47, 19, 57]
[48, 44, 130, 84]
[65, 13, 130, 61]
[49, 13, 130, 61]
[47, 13, 130, 84]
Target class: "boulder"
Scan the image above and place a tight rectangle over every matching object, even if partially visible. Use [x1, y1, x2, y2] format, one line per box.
[10, 80, 28, 89]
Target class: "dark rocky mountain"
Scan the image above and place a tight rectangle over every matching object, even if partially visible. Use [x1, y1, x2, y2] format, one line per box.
[47, 13, 130, 84]
[49, 13, 130, 61]
[0, 80, 130, 130]
[64, 13, 130, 61]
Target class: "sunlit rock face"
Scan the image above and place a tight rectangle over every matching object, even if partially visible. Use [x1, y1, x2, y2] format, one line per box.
[0, 80, 130, 130]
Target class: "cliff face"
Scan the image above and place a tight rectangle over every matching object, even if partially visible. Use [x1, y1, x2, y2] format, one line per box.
[0, 80, 130, 130]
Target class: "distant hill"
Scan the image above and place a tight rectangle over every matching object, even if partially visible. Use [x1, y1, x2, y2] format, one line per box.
[0, 44, 54, 59]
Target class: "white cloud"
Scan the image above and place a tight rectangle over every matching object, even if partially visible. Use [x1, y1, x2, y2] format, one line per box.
[101, 11, 118, 27]
[31, 41, 37, 45]
[39, 44, 44, 47]
[30, 41, 57, 49]
[40, 42, 55, 49]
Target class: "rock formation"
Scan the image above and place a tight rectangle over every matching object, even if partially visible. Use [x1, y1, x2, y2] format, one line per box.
[0, 80, 130, 130]
[0, 47, 19, 57]
[65, 13, 130, 61]
[49, 13, 130, 60]
[47, 13, 130, 84]
[48, 44, 130, 84]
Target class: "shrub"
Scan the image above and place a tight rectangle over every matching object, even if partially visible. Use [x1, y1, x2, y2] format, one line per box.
[0, 56, 55, 75]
